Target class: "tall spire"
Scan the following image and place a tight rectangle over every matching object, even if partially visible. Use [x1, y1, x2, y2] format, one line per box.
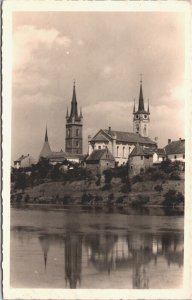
[45, 125, 48, 142]
[70, 80, 78, 118]
[133, 99, 136, 113]
[138, 76, 145, 112]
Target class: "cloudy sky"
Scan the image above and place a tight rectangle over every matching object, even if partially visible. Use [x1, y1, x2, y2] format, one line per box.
[12, 11, 185, 161]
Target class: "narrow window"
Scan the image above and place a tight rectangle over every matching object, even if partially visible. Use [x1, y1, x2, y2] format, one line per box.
[67, 129, 70, 137]
[98, 146, 101, 150]
[174, 155, 177, 160]
[123, 146, 125, 157]
[117, 146, 119, 157]
[141, 156, 143, 160]
[76, 141, 79, 147]
[76, 129, 79, 137]
[129, 146, 131, 154]
[183, 154, 185, 159]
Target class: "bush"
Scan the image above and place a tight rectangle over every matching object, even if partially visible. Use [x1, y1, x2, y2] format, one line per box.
[169, 171, 181, 180]
[101, 183, 112, 191]
[163, 189, 184, 207]
[154, 184, 163, 193]
[151, 170, 167, 181]
[24, 194, 30, 203]
[63, 195, 71, 205]
[131, 195, 150, 207]
[94, 195, 103, 202]
[81, 192, 93, 204]
[116, 196, 124, 204]
[95, 174, 101, 186]
[103, 169, 113, 184]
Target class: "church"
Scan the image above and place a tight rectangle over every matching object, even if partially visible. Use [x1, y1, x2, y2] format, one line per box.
[88, 79, 157, 166]
[39, 82, 84, 164]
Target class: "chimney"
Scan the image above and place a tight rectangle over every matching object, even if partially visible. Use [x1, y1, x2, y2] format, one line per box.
[168, 139, 171, 144]
[108, 126, 111, 134]
[179, 138, 182, 141]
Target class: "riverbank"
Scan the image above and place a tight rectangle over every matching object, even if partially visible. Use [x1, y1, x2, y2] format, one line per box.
[11, 176, 184, 209]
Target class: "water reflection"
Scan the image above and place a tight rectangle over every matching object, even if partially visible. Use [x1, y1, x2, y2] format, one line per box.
[11, 208, 184, 289]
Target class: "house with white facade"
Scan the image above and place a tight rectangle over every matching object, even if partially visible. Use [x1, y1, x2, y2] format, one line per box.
[164, 138, 185, 162]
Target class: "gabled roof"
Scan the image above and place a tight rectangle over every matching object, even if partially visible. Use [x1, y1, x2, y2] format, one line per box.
[91, 132, 110, 142]
[86, 148, 114, 162]
[129, 144, 154, 157]
[155, 148, 166, 156]
[102, 129, 156, 145]
[164, 139, 185, 155]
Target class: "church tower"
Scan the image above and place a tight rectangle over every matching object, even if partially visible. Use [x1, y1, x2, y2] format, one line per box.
[133, 77, 150, 137]
[65, 82, 83, 154]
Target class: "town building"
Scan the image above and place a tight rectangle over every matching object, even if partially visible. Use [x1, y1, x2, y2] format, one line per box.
[128, 144, 154, 176]
[14, 154, 35, 169]
[88, 80, 156, 166]
[86, 148, 115, 175]
[65, 82, 83, 155]
[164, 138, 185, 162]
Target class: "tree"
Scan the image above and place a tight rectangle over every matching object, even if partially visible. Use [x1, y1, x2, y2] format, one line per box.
[14, 172, 28, 191]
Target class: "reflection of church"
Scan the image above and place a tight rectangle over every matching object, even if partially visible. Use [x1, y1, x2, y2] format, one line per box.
[38, 230, 184, 289]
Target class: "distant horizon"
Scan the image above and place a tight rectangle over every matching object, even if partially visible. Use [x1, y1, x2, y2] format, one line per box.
[12, 11, 185, 162]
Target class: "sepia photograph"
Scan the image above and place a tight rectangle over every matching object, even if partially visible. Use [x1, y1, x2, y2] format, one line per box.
[2, 1, 192, 299]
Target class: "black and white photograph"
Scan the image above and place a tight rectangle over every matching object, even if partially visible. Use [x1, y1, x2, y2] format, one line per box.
[2, 1, 192, 299]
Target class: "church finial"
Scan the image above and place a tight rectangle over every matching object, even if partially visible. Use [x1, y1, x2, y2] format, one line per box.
[45, 125, 48, 142]
[66, 107, 69, 118]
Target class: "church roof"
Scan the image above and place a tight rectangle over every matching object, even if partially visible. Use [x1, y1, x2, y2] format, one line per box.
[39, 127, 52, 158]
[86, 148, 114, 162]
[91, 133, 110, 142]
[66, 82, 82, 123]
[134, 79, 149, 115]
[164, 139, 185, 155]
[102, 129, 156, 145]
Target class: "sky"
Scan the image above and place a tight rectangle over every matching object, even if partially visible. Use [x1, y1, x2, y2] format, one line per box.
[12, 11, 185, 161]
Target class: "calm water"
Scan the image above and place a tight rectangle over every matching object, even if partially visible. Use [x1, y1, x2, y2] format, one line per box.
[11, 206, 184, 289]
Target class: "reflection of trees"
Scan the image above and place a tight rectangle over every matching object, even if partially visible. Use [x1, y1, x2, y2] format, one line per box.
[84, 233, 118, 274]
[161, 233, 184, 267]
[64, 233, 83, 289]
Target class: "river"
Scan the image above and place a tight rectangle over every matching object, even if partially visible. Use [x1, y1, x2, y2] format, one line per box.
[10, 205, 184, 289]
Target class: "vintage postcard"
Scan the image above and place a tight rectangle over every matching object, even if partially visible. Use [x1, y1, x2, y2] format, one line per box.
[2, 0, 192, 299]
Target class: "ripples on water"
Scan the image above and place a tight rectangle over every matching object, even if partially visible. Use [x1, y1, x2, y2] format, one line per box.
[11, 206, 184, 289]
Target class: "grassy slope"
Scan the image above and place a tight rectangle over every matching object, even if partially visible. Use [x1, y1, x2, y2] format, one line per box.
[12, 177, 184, 206]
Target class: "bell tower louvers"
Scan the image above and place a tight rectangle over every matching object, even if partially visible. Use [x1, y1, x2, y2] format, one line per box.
[133, 78, 150, 137]
[65, 82, 83, 154]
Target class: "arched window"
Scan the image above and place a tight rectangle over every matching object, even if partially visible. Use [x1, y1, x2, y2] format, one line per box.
[136, 125, 139, 133]
[76, 129, 79, 136]
[143, 125, 147, 136]
[123, 146, 125, 157]
[117, 146, 119, 157]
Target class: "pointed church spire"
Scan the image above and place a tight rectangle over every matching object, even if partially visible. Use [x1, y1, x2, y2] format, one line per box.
[70, 80, 78, 118]
[45, 125, 48, 142]
[138, 75, 145, 112]
[133, 99, 136, 113]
